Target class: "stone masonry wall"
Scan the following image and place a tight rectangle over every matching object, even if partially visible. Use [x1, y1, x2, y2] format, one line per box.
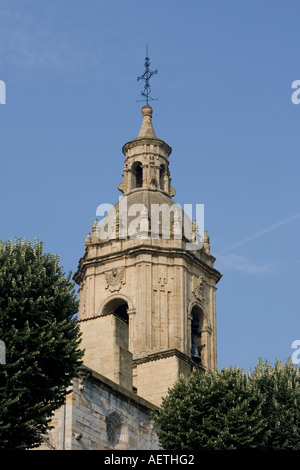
[39, 366, 160, 450]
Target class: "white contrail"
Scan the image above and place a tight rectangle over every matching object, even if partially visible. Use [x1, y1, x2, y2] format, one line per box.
[218, 212, 300, 255]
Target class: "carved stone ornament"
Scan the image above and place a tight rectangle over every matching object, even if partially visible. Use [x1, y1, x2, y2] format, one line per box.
[193, 276, 207, 303]
[105, 267, 125, 292]
[106, 411, 123, 447]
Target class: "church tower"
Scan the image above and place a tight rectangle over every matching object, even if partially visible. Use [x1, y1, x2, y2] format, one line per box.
[74, 104, 222, 407]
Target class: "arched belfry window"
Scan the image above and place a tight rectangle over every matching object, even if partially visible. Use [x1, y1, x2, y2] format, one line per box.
[190, 305, 204, 364]
[131, 162, 143, 189]
[159, 164, 166, 190]
[102, 298, 129, 324]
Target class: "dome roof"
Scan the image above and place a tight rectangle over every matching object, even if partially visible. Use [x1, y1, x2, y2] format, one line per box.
[97, 188, 195, 244]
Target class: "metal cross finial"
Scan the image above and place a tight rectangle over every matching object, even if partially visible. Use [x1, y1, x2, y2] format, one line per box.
[137, 45, 158, 105]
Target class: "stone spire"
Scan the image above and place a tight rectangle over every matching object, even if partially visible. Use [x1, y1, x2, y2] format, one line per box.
[137, 105, 157, 138]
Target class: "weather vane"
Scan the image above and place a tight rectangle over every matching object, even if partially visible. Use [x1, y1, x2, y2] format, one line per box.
[137, 45, 158, 105]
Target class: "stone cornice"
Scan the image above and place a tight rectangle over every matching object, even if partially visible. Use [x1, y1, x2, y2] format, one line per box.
[78, 365, 159, 413]
[133, 348, 205, 371]
[78, 312, 111, 322]
[78, 311, 129, 324]
[122, 137, 172, 157]
[73, 242, 222, 285]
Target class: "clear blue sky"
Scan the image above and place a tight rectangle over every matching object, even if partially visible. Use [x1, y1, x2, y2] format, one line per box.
[0, 0, 299, 372]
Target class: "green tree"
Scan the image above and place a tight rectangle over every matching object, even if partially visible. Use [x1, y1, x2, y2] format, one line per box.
[0, 238, 83, 450]
[250, 358, 300, 449]
[155, 366, 267, 450]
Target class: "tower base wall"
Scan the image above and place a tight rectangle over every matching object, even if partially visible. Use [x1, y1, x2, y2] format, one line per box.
[133, 349, 203, 406]
[79, 315, 133, 391]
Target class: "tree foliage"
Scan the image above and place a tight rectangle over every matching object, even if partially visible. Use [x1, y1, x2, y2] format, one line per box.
[155, 366, 267, 450]
[0, 238, 83, 450]
[250, 358, 300, 449]
[155, 359, 300, 450]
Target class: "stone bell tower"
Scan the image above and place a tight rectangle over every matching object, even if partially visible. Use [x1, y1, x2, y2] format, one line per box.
[74, 105, 222, 406]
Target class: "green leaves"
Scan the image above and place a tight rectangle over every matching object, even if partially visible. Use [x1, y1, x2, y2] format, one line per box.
[155, 359, 300, 450]
[251, 358, 300, 449]
[0, 238, 83, 450]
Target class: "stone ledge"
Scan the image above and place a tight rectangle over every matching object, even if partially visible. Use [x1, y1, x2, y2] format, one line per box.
[78, 313, 105, 322]
[122, 137, 172, 156]
[132, 348, 205, 371]
[78, 365, 159, 413]
[74, 244, 222, 285]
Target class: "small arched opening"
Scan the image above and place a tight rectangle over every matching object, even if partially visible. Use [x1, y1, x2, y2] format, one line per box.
[159, 164, 166, 191]
[131, 162, 143, 189]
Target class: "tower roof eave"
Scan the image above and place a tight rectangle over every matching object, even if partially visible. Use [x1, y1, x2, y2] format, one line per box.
[122, 137, 172, 157]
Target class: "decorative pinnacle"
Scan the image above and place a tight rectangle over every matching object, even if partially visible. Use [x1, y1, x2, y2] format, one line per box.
[137, 45, 158, 105]
[203, 230, 210, 254]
